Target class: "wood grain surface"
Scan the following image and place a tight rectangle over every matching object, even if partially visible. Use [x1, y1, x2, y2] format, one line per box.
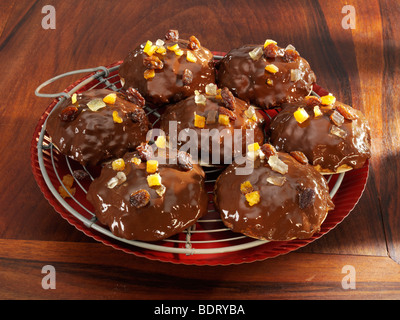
[0, 0, 399, 300]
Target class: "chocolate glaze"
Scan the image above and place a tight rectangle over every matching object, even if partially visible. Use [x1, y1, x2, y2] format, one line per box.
[269, 100, 371, 172]
[86, 149, 209, 241]
[159, 94, 265, 165]
[214, 152, 334, 241]
[217, 44, 316, 109]
[119, 38, 215, 106]
[46, 89, 150, 166]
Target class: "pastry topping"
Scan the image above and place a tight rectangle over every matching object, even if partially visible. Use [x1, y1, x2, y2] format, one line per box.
[87, 99, 106, 112]
[71, 93, 78, 104]
[156, 45, 167, 55]
[103, 93, 117, 105]
[112, 110, 123, 123]
[188, 35, 201, 50]
[265, 64, 279, 74]
[126, 87, 146, 108]
[221, 87, 236, 111]
[177, 151, 194, 171]
[290, 151, 309, 164]
[144, 69, 155, 80]
[58, 174, 76, 198]
[263, 43, 281, 59]
[263, 39, 277, 48]
[146, 159, 159, 173]
[143, 40, 157, 56]
[186, 51, 197, 63]
[293, 107, 310, 124]
[155, 135, 167, 149]
[245, 191, 261, 206]
[182, 68, 194, 85]
[330, 125, 347, 139]
[155, 184, 166, 197]
[131, 157, 141, 165]
[305, 95, 321, 106]
[244, 105, 257, 121]
[143, 55, 164, 70]
[112, 158, 125, 171]
[136, 142, 154, 161]
[266, 79, 274, 86]
[194, 91, 207, 105]
[240, 180, 254, 194]
[283, 48, 300, 62]
[313, 105, 323, 117]
[218, 114, 230, 126]
[247, 142, 260, 152]
[268, 155, 289, 174]
[330, 110, 345, 126]
[60, 106, 80, 122]
[194, 113, 206, 128]
[147, 173, 162, 187]
[320, 94, 336, 106]
[249, 46, 263, 61]
[218, 106, 237, 121]
[167, 43, 180, 52]
[128, 108, 146, 123]
[165, 29, 179, 41]
[206, 110, 218, 124]
[260, 143, 277, 158]
[129, 189, 150, 208]
[174, 48, 184, 56]
[155, 39, 165, 47]
[205, 83, 218, 96]
[107, 172, 126, 189]
[267, 175, 286, 187]
[298, 187, 316, 209]
[336, 104, 358, 120]
[290, 69, 302, 82]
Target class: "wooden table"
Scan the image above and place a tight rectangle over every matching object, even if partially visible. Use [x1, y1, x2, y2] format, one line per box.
[1, 0, 399, 300]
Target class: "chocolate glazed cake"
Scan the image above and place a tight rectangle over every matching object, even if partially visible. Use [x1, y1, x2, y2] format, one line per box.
[214, 145, 334, 241]
[86, 144, 209, 241]
[46, 89, 150, 167]
[217, 41, 316, 109]
[119, 29, 216, 106]
[268, 96, 371, 174]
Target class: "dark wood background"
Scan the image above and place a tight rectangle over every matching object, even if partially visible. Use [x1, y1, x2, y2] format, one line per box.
[0, 0, 399, 300]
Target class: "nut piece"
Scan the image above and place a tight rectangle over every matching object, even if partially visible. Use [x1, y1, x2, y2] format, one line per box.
[165, 29, 179, 41]
[103, 93, 117, 105]
[129, 189, 150, 208]
[240, 181, 254, 194]
[218, 106, 237, 121]
[112, 111, 123, 123]
[305, 95, 322, 106]
[293, 107, 310, 124]
[263, 43, 280, 59]
[146, 159, 159, 173]
[126, 87, 146, 108]
[177, 151, 193, 171]
[147, 173, 162, 187]
[290, 151, 309, 164]
[245, 191, 261, 206]
[336, 104, 358, 120]
[188, 35, 201, 50]
[194, 113, 206, 128]
[112, 158, 125, 171]
[221, 87, 236, 111]
[265, 64, 279, 74]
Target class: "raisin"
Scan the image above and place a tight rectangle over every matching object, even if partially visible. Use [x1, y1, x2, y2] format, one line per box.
[263, 43, 280, 58]
[143, 55, 164, 70]
[165, 29, 179, 41]
[136, 142, 154, 161]
[177, 151, 193, 171]
[335, 104, 358, 120]
[218, 106, 237, 121]
[283, 49, 300, 62]
[260, 143, 277, 158]
[128, 108, 146, 123]
[59, 106, 80, 122]
[182, 68, 193, 85]
[290, 151, 309, 164]
[221, 87, 236, 111]
[305, 96, 322, 107]
[126, 87, 146, 108]
[188, 35, 201, 50]
[129, 189, 150, 208]
[298, 187, 316, 209]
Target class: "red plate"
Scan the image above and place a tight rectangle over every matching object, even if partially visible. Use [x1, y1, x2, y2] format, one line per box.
[30, 60, 369, 265]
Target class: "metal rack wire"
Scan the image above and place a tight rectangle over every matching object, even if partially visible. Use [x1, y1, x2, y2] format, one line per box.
[35, 59, 345, 256]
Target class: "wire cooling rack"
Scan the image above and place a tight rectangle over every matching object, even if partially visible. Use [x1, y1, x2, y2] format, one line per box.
[33, 58, 345, 257]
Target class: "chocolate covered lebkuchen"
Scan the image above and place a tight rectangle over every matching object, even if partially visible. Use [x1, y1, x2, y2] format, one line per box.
[214, 144, 334, 241]
[46, 89, 150, 166]
[86, 142, 209, 241]
[217, 40, 316, 109]
[268, 95, 371, 174]
[159, 86, 265, 165]
[119, 29, 216, 106]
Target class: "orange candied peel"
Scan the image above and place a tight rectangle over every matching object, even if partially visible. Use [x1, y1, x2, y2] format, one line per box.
[194, 113, 206, 128]
[293, 107, 310, 124]
[131, 157, 141, 165]
[112, 158, 125, 171]
[245, 191, 261, 206]
[147, 173, 162, 187]
[218, 114, 230, 126]
[146, 159, 159, 174]
[265, 64, 279, 74]
[112, 111, 123, 123]
[240, 181, 254, 195]
[103, 93, 117, 105]
[144, 69, 155, 80]
[320, 94, 336, 106]
[186, 51, 197, 63]
[143, 40, 158, 56]
[247, 142, 260, 152]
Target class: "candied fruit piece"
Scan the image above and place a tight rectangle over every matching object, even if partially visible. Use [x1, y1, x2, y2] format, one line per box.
[62, 174, 74, 188]
[71, 93, 77, 104]
[267, 175, 286, 187]
[129, 189, 150, 208]
[247, 143, 260, 152]
[268, 155, 288, 174]
[186, 51, 197, 63]
[112, 111, 123, 123]
[155, 135, 166, 149]
[244, 106, 256, 120]
[218, 114, 230, 126]
[293, 107, 310, 124]
[131, 157, 141, 165]
[174, 49, 184, 56]
[155, 184, 166, 197]
[205, 83, 218, 96]
[146, 159, 159, 173]
[194, 92, 207, 105]
[147, 173, 162, 187]
[290, 69, 301, 82]
[249, 46, 263, 61]
[87, 99, 106, 112]
[167, 43, 180, 51]
[156, 46, 167, 55]
[194, 113, 206, 128]
[58, 185, 76, 199]
[263, 39, 277, 48]
[143, 40, 157, 56]
[144, 69, 155, 80]
[265, 64, 279, 74]
[103, 93, 117, 105]
[112, 158, 125, 171]
[320, 94, 336, 106]
[313, 105, 323, 117]
[330, 110, 345, 126]
[330, 125, 347, 139]
[240, 181, 254, 194]
[245, 191, 260, 206]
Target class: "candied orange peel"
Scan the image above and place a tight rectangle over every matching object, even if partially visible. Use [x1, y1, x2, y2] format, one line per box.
[245, 191, 261, 206]
[293, 107, 310, 124]
[112, 158, 125, 171]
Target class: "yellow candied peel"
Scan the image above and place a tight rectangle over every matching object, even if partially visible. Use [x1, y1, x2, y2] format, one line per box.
[146, 160, 159, 174]
[218, 114, 230, 126]
[186, 51, 197, 63]
[112, 158, 125, 171]
[293, 107, 310, 124]
[103, 93, 117, 105]
[194, 113, 206, 128]
[131, 157, 141, 165]
[265, 64, 279, 74]
[144, 69, 155, 80]
[245, 191, 260, 206]
[240, 181, 254, 195]
[112, 111, 123, 123]
[264, 39, 277, 48]
[247, 142, 260, 152]
[147, 173, 162, 187]
[320, 94, 336, 106]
